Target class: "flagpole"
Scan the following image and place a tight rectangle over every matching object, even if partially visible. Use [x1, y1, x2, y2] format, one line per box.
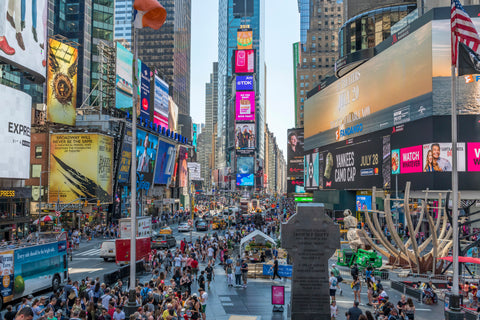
[451, 63, 459, 297]
[129, 26, 138, 293]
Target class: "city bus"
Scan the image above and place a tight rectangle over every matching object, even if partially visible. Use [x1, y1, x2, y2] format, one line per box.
[0, 233, 68, 309]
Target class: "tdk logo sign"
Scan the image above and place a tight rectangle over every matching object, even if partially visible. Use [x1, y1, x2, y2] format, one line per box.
[236, 75, 254, 91]
[335, 123, 363, 140]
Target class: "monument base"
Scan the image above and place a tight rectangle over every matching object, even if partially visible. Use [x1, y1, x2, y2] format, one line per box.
[272, 305, 284, 312]
[124, 289, 139, 317]
[444, 310, 464, 320]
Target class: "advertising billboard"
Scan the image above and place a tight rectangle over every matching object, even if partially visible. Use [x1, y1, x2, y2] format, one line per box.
[46, 39, 78, 126]
[0, 0, 47, 82]
[236, 157, 254, 186]
[234, 49, 255, 74]
[356, 195, 372, 212]
[287, 128, 304, 179]
[422, 143, 465, 172]
[154, 75, 169, 129]
[154, 140, 176, 185]
[188, 162, 201, 181]
[304, 151, 322, 190]
[140, 62, 151, 121]
[169, 97, 178, 132]
[0, 84, 31, 179]
[116, 43, 140, 113]
[117, 125, 132, 184]
[0, 250, 14, 302]
[136, 129, 159, 187]
[255, 159, 263, 189]
[304, 22, 434, 149]
[178, 146, 188, 188]
[468, 143, 480, 172]
[237, 28, 253, 49]
[235, 91, 255, 121]
[49, 134, 113, 204]
[236, 75, 254, 91]
[235, 123, 255, 150]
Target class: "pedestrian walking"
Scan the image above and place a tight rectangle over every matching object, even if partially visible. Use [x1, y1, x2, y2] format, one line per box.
[329, 271, 337, 302]
[331, 264, 343, 295]
[271, 258, 282, 280]
[352, 275, 362, 304]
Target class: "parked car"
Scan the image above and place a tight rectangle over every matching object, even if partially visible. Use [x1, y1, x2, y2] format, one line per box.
[178, 223, 192, 232]
[196, 220, 208, 231]
[100, 240, 116, 262]
[151, 234, 176, 249]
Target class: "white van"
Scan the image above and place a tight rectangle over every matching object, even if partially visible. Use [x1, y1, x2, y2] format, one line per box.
[99, 240, 116, 261]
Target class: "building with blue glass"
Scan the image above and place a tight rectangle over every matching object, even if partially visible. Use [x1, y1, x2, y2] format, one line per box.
[217, 0, 265, 180]
[114, 0, 133, 45]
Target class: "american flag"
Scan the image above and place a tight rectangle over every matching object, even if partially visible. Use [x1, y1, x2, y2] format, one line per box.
[451, 0, 480, 66]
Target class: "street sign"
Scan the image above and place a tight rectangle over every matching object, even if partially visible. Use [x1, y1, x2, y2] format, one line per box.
[188, 219, 193, 226]
[55, 211, 60, 217]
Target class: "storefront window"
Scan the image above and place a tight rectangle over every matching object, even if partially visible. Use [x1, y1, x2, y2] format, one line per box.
[35, 145, 43, 158]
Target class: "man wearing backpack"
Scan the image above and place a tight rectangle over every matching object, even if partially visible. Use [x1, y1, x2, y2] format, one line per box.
[331, 264, 343, 295]
[329, 271, 338, 302]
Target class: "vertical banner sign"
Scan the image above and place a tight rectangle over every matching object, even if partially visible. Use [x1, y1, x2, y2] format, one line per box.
[136, 129, 159, 188]
[0, 251, 14, 302]
[49, 134, 113, 204]
[118, 126, 133, 183]
[116, 43, 133, 111]
[47, 39, 78, 126]
[287, 128, 305, 178]
[271, 285, 285, 305]
[154, 75, 169, 129]
[140, 62, 151, 121]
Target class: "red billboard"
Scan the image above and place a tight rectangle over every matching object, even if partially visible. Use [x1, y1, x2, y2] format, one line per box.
[234, 50, 255, 74]
[467, 142, 480, 172]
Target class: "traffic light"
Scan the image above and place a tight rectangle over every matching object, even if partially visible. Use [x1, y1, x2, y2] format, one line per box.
[97, 200, 101, 207]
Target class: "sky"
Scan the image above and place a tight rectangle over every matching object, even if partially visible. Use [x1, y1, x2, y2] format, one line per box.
[190, 0, 300, 156]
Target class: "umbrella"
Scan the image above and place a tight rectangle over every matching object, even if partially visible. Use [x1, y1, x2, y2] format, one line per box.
[33, 219, 40, 225]
[41, 215, 54, 222]
[438, 256, 480, 265]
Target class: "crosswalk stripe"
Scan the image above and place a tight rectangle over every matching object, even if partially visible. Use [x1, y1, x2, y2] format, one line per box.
[77, 249, 100, 256]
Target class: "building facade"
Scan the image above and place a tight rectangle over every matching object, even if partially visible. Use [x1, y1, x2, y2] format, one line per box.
[217, 0, 266, 171]
[137, 0, 191, 116]
[114, 0, 133, 45]
[294, 0, 344, 128]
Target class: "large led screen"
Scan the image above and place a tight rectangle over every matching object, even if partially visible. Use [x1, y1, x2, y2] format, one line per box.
[0, 84, 31, 179]
[236, 157, 254, 186]
[47, 39, 78, 126]
[235, 123, 255, 150]
[236, 75, 254, 91]
[116, 43, 133, 110]
[305, 22, 434, 149]
[235, 91, 255, 121]
[287, 128, 304, 179]
[237, 28, 253, 49]
[178, 146, 188, 188]
[234, 50, 255, 74]
[0, 0, 47, 82]
[49, 134, 113, 204]
[154, 140, 176, 185]
[154, 75, 169, 129]
[136, 129, 159, 187]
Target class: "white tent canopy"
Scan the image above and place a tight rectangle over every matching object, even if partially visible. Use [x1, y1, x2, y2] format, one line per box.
[240, 230, 277, 253]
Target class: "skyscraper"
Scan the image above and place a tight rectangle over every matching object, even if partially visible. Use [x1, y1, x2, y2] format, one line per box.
[114, 0, 133, 45]
[294, 0, 344, 128]
[137, 0, 191, 116]
[217, 0, 265, 170]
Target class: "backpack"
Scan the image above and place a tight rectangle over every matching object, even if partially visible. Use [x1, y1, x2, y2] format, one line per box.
[331, 278, 337, 287]
[141, 287, 151, 300]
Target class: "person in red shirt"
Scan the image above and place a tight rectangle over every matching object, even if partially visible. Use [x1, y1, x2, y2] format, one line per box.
[180, 239, 186, 254]
[107, 301, 115, 319]
[191, 256, 199, 281]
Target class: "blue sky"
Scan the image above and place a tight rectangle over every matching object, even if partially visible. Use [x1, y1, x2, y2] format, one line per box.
[190, 0, 300, 156]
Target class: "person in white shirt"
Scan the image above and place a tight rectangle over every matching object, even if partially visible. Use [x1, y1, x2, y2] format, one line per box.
[330, 300, 338, 319]
[329, 271, 338, 302]
[173, 253, 182, 271]
[112, 306, 125, 320]
[199, 288, 208, 320]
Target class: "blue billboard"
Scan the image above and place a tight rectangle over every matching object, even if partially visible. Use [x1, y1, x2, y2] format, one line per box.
[154, 140, 177, 185]
[356, 195, 372, 212]
[236, 75, 254, 91]
[118, 126, 132, 183]
[136, 129, 159, 188]
[236, 157, 254, 186]
[140, 62, 151, 121]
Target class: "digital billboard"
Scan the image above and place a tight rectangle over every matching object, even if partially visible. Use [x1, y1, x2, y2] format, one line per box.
[136, 129, 159, 187]
[188, 162, 202, 181]
[116, 43, 133, 110]
[305, 22, 434, 149]
[178, 146, 188, 188]
[0, 0, 47, 82]
[49, 134, 113, 204]
[287, 128, 304, 179]
[356, 195, 372, 212]
[140, 62, 151, 121]
[236, 157, 254, 186]
[46, 39, 78, 126]
[118, 125, 132, 184]
[236, 75, 254, 91]
[304, 151, 321, 191]
[234, 49, 255, 74]
[154, 75, 169, 129]
[0, 84, 31, 179]
[468, 143, 480, 172]
[237, 28, 253, 49]
[235, 123, 255, 150]
[154, 140, 176, 185]
[169, 97, 178, 132]
[235, 91, 255, 121]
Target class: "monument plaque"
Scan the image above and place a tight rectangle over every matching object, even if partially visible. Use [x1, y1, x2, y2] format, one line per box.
[282, 203, 340, 320]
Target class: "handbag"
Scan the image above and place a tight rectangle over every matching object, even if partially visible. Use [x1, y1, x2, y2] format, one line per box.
[337, 275, 343, 283]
